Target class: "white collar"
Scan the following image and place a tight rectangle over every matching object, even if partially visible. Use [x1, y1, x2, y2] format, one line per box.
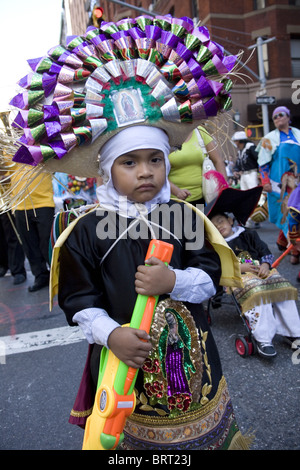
[224, 225, 245, 242]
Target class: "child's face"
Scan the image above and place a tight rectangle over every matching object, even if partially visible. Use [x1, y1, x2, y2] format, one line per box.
[210, 214, 234, 238]
[111, 148, 166, 203]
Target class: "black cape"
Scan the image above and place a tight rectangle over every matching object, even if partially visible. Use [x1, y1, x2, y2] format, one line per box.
[58, 201, 223, 400]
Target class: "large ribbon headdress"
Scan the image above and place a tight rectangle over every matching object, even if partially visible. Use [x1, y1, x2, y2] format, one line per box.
[1, 14, 238, 210]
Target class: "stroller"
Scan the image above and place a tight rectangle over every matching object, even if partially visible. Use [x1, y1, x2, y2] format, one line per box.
[206, 287, 257, 358]
[206, 243, 299, 358]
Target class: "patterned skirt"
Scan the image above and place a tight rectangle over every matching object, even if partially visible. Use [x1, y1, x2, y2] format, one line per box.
[230, 269, 298, 313]
[121, 376, 249, 450]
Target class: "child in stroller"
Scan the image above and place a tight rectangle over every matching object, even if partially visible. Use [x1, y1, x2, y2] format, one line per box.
[206, 187, 300, 359]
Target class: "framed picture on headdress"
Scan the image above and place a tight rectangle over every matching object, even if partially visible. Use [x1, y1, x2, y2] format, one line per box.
[111, 87, 146, 127]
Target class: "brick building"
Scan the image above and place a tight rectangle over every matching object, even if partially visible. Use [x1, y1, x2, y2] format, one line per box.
[65, 0, 300, 137]
[64, 0, 89, 35]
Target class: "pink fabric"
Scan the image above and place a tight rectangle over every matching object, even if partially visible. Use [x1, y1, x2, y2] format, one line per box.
[68, 345, 95, 428]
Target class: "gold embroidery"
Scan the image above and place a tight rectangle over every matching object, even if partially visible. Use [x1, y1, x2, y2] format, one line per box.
[199, 327, 212, 405]
[126, 376, 231, 440]
[70, 407, 93, 418]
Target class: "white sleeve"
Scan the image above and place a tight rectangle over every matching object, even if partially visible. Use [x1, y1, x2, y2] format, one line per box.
[72, 308, 120, 348]
[169, 267, 216, 303]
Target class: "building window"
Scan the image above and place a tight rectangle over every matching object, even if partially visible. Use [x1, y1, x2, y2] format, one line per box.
[257, 39, 269, 79]
[254, 0, 266, 9]
[291, 38, 300, 77]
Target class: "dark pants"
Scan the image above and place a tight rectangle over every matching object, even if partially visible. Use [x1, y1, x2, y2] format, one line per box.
[0, 212, 26, 276]
[14, 207, 55, 281]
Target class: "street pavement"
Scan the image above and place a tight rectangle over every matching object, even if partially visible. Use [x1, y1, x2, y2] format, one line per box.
[0, 220, 299, 450]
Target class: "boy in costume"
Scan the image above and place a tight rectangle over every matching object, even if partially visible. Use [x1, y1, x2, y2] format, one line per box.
[206, 187, 300, 359]
[2, 14, 252, 449]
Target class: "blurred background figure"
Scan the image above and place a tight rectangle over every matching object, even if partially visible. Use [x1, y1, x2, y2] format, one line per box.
[232, 131, 259, 191]
[10, 166, 55, 292]
[0, 211, 26, 285]
[0, 153, 26, 285]
[225, 155, 235, 179]
[232, 131, 260, 227]
[52, 172, 98, 212]
[168, 126, 227, 206]
[257, 106, 300, 263]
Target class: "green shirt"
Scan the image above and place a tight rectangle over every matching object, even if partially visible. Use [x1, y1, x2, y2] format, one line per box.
[168, 126, 213, 202]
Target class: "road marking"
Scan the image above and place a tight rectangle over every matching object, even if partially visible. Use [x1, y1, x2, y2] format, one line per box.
[0, 326, 85, 357]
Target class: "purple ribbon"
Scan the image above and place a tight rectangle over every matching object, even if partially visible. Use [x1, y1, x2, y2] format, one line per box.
[42, 72, 57, 97]
[145, 25, 162, 41]
[12, 110, 28, 128]
[111, 30, 131, 40]
[191, 26, 210, 43]
[12, 145, 43, 166]
[43, 103, 60, 120]
[196, 76, 224, 98]
[187, 57, 205, 79]
[176, 42, 193, 62]
[206, 41, 224, 59]
[160, 30, 180, 48]
[27, 57, 43, 72]
[9, 93, 28, 109]
[128, 27, 145, 40]
[204, 97, 220, 116]
[45, 121, 62, 139]
[48, 140, 68, 159]
[89, 34, 107, 48]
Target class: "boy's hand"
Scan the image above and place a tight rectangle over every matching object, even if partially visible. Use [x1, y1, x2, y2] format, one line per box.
[240, 262, 270, 278]
[240, 263, 260, 275]
[135, 256, 176, 296]
[257, 262, 270, 279]
[107, 326, 152, 368]
[263, 183, 272, 193]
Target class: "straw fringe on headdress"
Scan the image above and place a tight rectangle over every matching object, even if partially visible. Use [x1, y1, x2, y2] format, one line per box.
[1, 14, 240, 212]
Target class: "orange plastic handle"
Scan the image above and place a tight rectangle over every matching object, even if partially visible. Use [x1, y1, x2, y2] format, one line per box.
[272, 239, 300, 268]
[124, 297, 157, 395]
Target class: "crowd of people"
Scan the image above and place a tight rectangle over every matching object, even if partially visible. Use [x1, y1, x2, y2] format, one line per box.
[0, 167, 99, 292]
[1, 12, 299, 449]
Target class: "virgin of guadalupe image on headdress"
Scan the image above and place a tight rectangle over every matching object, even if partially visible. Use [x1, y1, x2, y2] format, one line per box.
[111, 87, 146, 127]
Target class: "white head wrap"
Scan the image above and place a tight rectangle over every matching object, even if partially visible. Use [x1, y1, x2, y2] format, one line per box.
[96, 126, 171, 217]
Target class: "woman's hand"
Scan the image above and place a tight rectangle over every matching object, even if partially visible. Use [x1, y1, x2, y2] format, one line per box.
[169, 180, 191, 200]
[135, 257, 176, 296]
[107, 326, 152, 368]
[175, 188, 191, 200]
